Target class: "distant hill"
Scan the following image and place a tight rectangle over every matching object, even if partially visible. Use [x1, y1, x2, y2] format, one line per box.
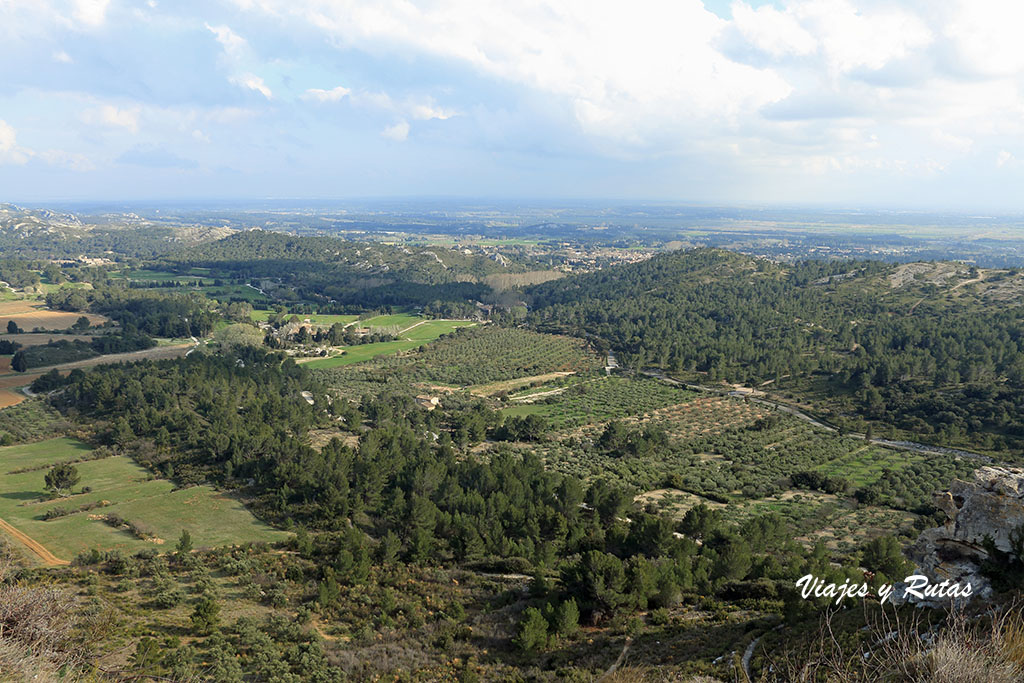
[161, 230, 536, 310]
[0, 203, 233, 259]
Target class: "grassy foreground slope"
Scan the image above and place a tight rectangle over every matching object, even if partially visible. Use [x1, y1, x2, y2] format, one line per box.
[0, 437, 285, 564]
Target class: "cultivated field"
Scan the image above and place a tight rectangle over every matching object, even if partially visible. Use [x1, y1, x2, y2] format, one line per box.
[0, 301, 107, 330]
[0, 389, 22, 409]
[0, 438, 286, 565]
[2, 333, 96, 347]
[503, 375, 695, 429]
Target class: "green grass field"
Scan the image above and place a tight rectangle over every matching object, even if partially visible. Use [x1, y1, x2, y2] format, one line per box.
[401, 320, 476, 340]
[303, 320, 477, 368]
[360, 313, 423, 329]
[249, 310, 360, 326]
[200, 284, 268, 303]
[814, 446, 919, 487]
[116, 269, 211, 284]
[303, 340, 433, 368]
[306, 314, 361, 325]
[0, 438, 285, 564]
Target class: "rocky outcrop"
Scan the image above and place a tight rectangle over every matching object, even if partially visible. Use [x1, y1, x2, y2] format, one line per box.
[903, 466, 1024, 605]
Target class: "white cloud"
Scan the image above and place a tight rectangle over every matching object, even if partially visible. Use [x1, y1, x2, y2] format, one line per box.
[52, 50, 73, 63]
[82, 104, 140, 133]
[731, 2, 817, 58]
[408, 101, 455, 121]
[230, 73, 273, 99]
[232, 0, 792, 146]
[381, 120, 409, 141]
[0, 120, 31, 165]
[0, 119, 89, 170]
[997, 150, 1014, 167]
[303, 86, 351, 102]
[205, 23, 248, 62]
[36, 148, 94, 171]
[788, 0, 932, 76]
[943, 0, 1024, 77]
[72, 0, 110, 27]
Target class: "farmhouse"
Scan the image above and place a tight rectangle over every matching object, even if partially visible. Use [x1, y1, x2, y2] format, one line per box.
[415, 395, 440, 410]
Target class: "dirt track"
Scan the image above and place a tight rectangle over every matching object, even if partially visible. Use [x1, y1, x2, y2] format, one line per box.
[0, 343, 193, 409]
[0, 517, 69, 566]
[0, 343, 193, 389]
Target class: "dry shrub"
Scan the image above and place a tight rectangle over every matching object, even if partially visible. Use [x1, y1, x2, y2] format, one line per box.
[0, 542, 84, 681]
[762, 604, 1024, 683]
[601, 667, 707, 682]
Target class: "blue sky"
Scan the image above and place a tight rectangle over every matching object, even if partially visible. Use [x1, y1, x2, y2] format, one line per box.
[2, 0, 1024, 208]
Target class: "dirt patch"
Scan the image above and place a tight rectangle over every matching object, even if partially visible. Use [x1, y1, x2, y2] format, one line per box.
[0, 389, 24, 408]
[0, 344, 193, 398]
[2, 333, 95, 348]
[0, 373, 48, 390]
[1, 303, 107, 331]
[0, 516, 69, 566]
[635, 489, 726, 516]
[309, 429, 359, 451]
[413, 383, 461, 394]
[0, 302, 38, 315]
[470, 371, 575, 397]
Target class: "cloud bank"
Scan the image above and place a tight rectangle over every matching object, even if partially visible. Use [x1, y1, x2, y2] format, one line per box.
[1, 0, 1023, 205]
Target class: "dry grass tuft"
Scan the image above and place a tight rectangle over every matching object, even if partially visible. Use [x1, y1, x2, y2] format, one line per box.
[762, 603, 1024, 683]
[0, 542, 85, 681]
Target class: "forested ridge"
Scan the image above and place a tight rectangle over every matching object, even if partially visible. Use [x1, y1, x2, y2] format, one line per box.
[158, 231, 536, 311]
[528, 248, 1024, 453]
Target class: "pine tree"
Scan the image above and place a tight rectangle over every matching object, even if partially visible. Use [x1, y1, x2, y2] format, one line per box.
[10, 351, 26, 373]
[515, 607, 549, 652]
[177, 529, 193, 555]
[554, 598, 580, 638]
[190, 596, 220, 636]
[45, 463, 80, 495]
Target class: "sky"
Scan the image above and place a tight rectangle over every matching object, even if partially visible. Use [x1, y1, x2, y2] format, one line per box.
[2, 0, 1024, 209]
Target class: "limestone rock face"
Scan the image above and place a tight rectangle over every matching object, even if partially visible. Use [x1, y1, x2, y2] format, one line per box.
[904, 466, 1024, 605]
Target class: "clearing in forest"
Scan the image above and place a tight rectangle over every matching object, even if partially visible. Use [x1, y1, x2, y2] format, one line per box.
[0, 438, 285, 565]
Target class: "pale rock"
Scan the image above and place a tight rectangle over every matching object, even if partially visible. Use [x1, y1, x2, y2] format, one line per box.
[901, 466, 1024, 606]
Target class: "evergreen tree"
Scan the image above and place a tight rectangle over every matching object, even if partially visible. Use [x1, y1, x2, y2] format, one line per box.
[191, 596, 221, 636]
[515, 607, 549, 652]
[10, 350, 26, 372]
[44, 462, 80, 495]
[177, 529, 193, 555]
[553, 598, 580, 638]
